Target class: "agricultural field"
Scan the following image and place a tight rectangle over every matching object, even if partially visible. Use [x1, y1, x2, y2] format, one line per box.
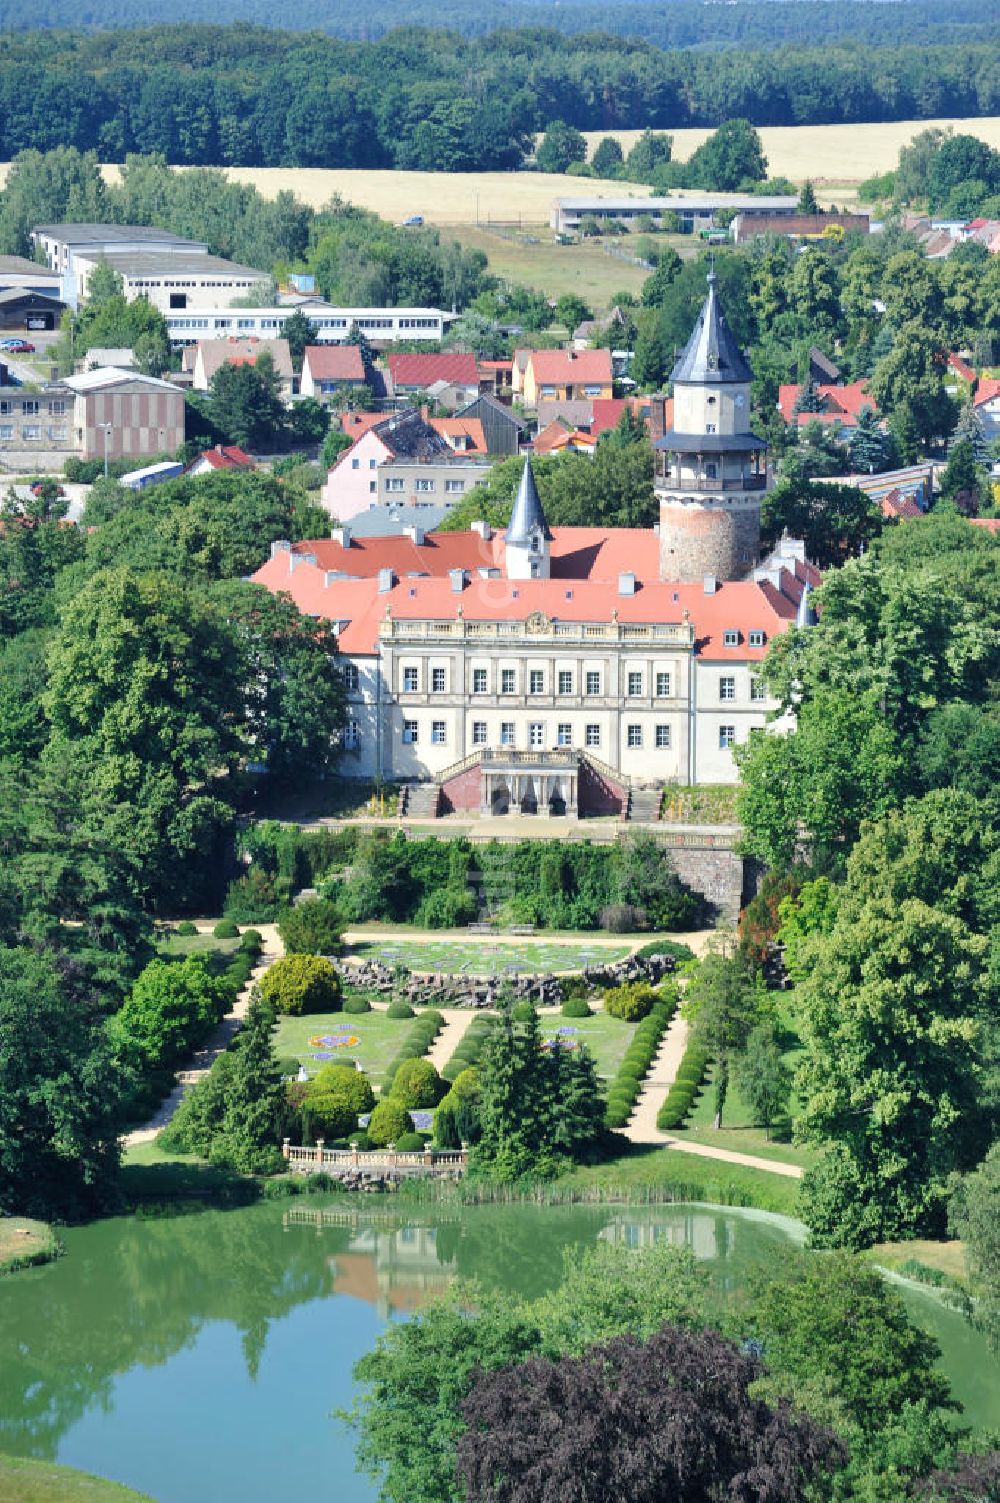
[272, 1008, 418, 1085]
[348, 938, 632, 974]
[581, 115, 1000, 193]
[450, 223, 692, 305]
[541, 1012, 638, 1080]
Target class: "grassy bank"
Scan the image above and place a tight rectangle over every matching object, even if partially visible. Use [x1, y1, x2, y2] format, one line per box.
[0, 1218, 60, 1275]
[403, 1143, 802, 1218]
[0, 1456, 152, 1501]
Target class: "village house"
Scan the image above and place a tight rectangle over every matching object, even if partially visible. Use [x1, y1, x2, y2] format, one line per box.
[513, 348, 614, 410]
[974, 378, 1000, 442]
[387, 353, 480, 407]
[731, 211, 870, 245]
[185, 338, 294, 399]
[777, 380, 877, 436]
[0, 366, 184, 465]
[300, 344, 368, 401]
[320, 408, 493, 522]
[185, 444, 256, 477]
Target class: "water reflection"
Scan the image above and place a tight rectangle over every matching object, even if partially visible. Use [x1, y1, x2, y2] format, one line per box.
[0, 1198, 994, 1503]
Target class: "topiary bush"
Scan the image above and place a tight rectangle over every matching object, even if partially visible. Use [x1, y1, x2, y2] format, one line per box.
[386, 1000, 415, 1019]
[634, 939, 695, 965]
[343, 995, 371, 1014]
[175, 920, 198, 936]
[394, 1131, 426, 1152]
[604, 981, 658, 1022]
[257, 954, 341, 1016]
[603, 985, 678, 1131]
[562, 997, 592, 1018]
[512, 1000, 536, 1022]
[214, 919, 240, 939]
[367, 1097, 412, 1147]
[240, 928, 264, 956]
[440, 1014, 496, 1081]
[304, 1091, 359, 1141]
[310, 1063, 375, 1116]
[382, 1010, 445, 1091]
[656, 1040, 710, 1131]
[390, 1057, 445, 1109]
[278, 897, 343, 956]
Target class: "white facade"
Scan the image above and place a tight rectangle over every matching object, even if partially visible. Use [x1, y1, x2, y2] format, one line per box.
[165, 305, 452, 347]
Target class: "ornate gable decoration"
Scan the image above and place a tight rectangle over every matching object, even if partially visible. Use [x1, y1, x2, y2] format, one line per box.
[525, 609, 552, 633]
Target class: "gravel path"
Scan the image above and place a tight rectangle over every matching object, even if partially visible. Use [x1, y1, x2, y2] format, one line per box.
[425, 1010, 478, 1073]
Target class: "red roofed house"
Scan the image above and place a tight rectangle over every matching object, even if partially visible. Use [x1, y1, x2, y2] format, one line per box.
[777, 381, 877, 434]
[387, 353, 480, 407]
[974, 377, 1000, 442]
[519, 348, 613, 409]
[252, 274, 817, 807]
[300, 344, 368, 401]
[186, 444, 256, 476]
[189, 337, 294, 399]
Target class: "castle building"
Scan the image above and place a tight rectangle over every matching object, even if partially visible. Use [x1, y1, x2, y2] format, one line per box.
[252, 276, 814, 812]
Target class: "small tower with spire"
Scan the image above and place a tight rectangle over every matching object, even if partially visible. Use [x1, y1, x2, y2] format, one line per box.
[656, 267, 769, 582]
[505, 458, 552, 580]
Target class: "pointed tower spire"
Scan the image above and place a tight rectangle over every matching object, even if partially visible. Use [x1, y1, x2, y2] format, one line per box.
[506, 458, 552, 544]
[796, 581, 818, 628]
[670, 266, 752, 386]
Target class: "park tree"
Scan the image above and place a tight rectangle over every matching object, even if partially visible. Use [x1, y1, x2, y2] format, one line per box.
[590, 136, 624, 178]
[639, 246, 683, 308]
[0, 486, 85, 638]
[0, 946, 129, 1218]
[760, 477, 882, 566]
[734, 1023, 791, 1139]
[277, 896, 342, 955]
[788, 247, 842, 337]
[281, 308, 313, 370]
[205, 998, 286, 1173]
[554, 292, 592, 331]
[456, 1323, 842, 1503]
[682, 945, 765, 1128]
[109, 955, 229, 1073]
[535, 121, 587, 175]
[796, 897, 989, 1246]
[321, 426, 353, 470]
[950, 401, 991, 467]
[869, 321, 955, 455]
[938, 437, 986, 514]
[797, 180, 819, 213]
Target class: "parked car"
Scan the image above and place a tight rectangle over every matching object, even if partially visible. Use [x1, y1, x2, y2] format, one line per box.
[0, 338, 35, 353]
[401, 214, 424, 227]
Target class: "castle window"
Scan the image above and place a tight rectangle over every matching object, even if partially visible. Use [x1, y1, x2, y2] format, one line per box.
[655, 672, 671, 697]
[655, 724, 671, 748]
[500, 722, 516, 746]
[344, 720, 360, 748]
[750, 678, 767, 702]
[403, 719, 418, 744]
[501, 669, 516, 695]
[558, 671, 573, 694]
[706, 462, 717, 477]
[432, 668, 446, 692]
[472, 721, 487, 745]
[403, 667, 418, 692]
[473, 668, 487, 693]
[344, 665, 359, 692]
[529, 722, 544, 748]
[585, 671, 601, 696]
[557, 723, 572, 746]
[585, 724, 601, 747]
[720, 676, 736, 702]
[529, 670, 544, 694]
[719, 724, 736, 749]
[706, 425, 717, 434]
[431, 720, 446, 744]
[627, 671, 643, 696]
[627, 724, 642, 748]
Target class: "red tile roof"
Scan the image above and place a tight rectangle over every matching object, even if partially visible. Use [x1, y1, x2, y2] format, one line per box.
[429, 417, 488, 454]
[970, 518, 1000, 533]
[974, 378, 1000, 409]
[251, 529, 817, 658]
[387, 353, 479, 390]
[339, 411, 388, 439]
[303, 345, 366, 382]
[880, 488, 923, 520]
[947, 353, 977, 383]
[528, 348, 613, 386]
[590, 398, 627, 434]
[778, 381, 877, 425]
[194, 444, 255, 471]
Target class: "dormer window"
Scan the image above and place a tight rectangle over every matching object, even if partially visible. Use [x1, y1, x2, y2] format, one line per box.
[748, 629, 765, 648]
[723, 629, 740, 647]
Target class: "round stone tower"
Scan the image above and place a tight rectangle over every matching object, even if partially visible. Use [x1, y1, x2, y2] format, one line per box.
[656, 270, 769, 583]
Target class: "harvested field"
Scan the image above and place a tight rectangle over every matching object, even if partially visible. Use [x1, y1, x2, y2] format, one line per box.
[581, 115, 1000, 189]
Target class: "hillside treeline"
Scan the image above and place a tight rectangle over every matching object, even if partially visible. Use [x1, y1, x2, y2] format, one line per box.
[0, 27, 998, 170]
[5, 0, 998, 49]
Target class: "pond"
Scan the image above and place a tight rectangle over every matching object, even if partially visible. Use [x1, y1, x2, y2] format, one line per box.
[0, 1199, 996, 1503]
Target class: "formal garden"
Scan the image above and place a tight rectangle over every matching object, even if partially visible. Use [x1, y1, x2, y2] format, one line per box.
[348, 937, 633, 975]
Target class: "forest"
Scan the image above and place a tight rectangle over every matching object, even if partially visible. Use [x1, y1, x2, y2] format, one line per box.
[0, 25, 998, 170]
[4, 0, 998, 49]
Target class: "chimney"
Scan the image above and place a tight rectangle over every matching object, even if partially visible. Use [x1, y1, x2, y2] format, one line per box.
[329, 525, 351, 548]
[618, 571, 636, 596]
[404, 525, 425, 545]
[377, 567, 395, 593]
[449, 568, 466, 593]
[703, 576, 717, 595]
[471, 520, 492, 540]
[270, 539, 292, 559]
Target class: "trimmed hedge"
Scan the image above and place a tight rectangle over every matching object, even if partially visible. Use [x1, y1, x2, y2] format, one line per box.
[386, 1000, 415, 1019]
[562, 997, 592, 1019]
[214, 919, 240, 939]
[382, 1009, 444, 1093]
[634, 938, 695, 965]
[175, 920, 198, 936]
[394, 1131, 426, 1152]
[240, 928, 264, 956]
[440, 1013, 497, 1082]
[343, 995, 371, 1014]
[656, 1040, 711, 1130]
[603, 985, 678, 1131]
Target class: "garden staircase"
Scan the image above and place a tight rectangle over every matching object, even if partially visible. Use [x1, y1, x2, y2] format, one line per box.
[628, 786, 663, 823]
[401, 782, 441, 819]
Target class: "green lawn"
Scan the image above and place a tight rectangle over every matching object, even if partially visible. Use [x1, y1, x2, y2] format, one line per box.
[0, 1456, 153, 1501]
[542, 1012, 637, 1081]
[272, 1008, 420, 1084]
[156, 933, 241, 963]
[0, 1217, 59, 1275]
[252, 778, 401, 821]
[349, 938, 630, 974]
